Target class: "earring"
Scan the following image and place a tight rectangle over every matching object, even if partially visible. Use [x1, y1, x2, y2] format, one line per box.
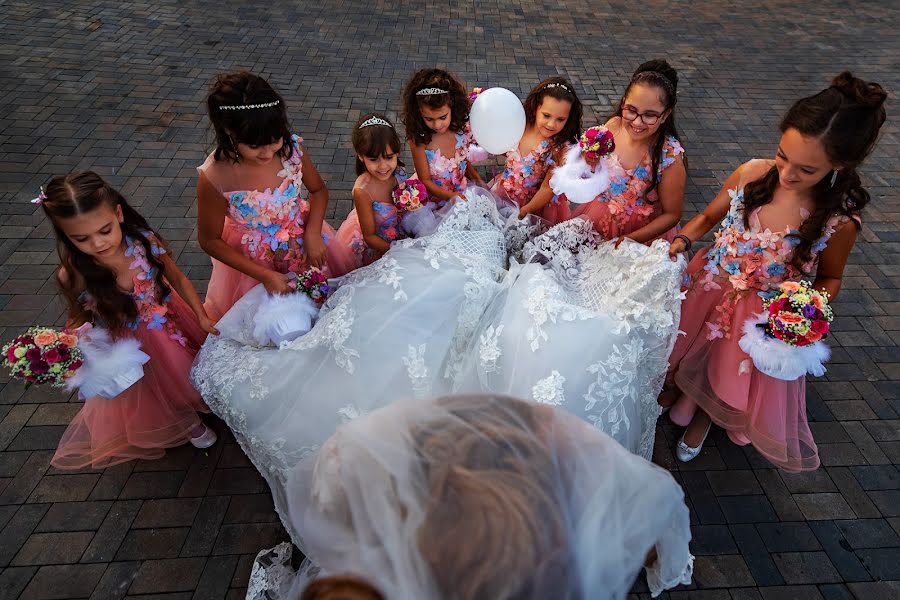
[830, 170, 838, 187]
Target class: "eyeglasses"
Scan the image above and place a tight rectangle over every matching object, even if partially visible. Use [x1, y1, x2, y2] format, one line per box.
[621, 105, 664, 125]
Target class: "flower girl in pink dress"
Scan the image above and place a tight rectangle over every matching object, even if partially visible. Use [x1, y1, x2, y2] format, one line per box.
[661, 72, 887, 472]
[490, 77, 583, 224]
[196, 72, 353, 319]
[40, 172, 219, 469]
[333, 114, 408, 270]
[570, 60, 685, 244]
[401, 68, 486, 207]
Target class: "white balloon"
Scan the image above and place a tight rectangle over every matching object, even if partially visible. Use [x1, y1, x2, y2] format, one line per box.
[469, 88, 526, 155]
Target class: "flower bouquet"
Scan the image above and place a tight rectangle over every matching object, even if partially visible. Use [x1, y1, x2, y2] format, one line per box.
[3, 327, 83, 388]
[396, 178, 439, 238]
[738, 281, 833, 380]
[550, 125, 621, 204]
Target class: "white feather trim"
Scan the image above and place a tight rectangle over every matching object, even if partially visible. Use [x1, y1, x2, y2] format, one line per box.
[65, 326, 150, 399]
[549, 145, 617, 204]
[738, 312, 830, 381]
[467, 144, 491, 164]
[253, 291, 320, 346]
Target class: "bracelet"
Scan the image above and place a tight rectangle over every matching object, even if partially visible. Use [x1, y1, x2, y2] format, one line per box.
[674, 234, 693, 251]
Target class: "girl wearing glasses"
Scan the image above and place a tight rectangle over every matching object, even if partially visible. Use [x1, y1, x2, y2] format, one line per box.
[570, 59, 686, 244]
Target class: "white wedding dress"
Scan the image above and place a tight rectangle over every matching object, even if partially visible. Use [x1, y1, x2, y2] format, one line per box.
[190, 189, 509, 541]
[455, 218, 687, 460]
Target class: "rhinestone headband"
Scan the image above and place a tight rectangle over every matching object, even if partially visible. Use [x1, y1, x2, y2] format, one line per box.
[415, 87, 449, 96]
[219, 100, 281, 111]
[544, 82, 572, 93]
[359, 116, 393, 129]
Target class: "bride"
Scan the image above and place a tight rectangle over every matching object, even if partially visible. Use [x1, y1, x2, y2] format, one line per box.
[246, 394, 694, 599]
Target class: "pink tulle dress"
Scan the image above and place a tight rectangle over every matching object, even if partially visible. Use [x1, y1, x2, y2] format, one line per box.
[52, 233, 210, 470]
[333, 170, 406, 270]
[570, 135, 683, 242]
[198, 134, 354, 319]
[668, 161, 859, 472]
[488, 139, 570, 224]
[411, 126, 473, 208]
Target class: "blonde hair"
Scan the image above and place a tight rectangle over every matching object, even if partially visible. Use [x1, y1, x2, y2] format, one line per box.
[414, 396, 576, 599]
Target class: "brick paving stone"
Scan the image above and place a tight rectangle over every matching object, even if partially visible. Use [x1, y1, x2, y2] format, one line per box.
[0, 567, 38, 600]
[115, 527, 190, 561]
[693, 555, 756, 588]
[89, 561, 141, 600]
[772, 552, 843, 585]
[807, 522, 872, 583]
[128, 558, 206, 595]
[132, 498, 202, 529]
[21, 564, 107, 600]
[80, 500, 141, 564]
[36, 501, 113, 533]
[1, 0, 898, 598]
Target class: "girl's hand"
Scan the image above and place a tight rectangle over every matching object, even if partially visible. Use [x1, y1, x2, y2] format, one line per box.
[262, 271, 292, 295]
[518, 207, 528, 220]
[199, 315, 220, 336]
[613, 236, 628, 249]
[669, 238, 688, 257]
[303, 232, 328, 268]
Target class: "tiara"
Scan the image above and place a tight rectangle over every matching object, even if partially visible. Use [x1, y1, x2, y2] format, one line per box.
[219, 100, 281, 111]
[544, 82, 572, 93]
[415, 87, 449, 96]
[359, 116, 393, 129]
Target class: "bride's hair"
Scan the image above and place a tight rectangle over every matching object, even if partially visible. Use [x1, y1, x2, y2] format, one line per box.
[413, 396, 578, 600]
[300, 575, 385, 600]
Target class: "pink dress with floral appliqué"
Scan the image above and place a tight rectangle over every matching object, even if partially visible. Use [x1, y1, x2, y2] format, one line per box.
[668, 167, 859, 472]
[52, 233, 210, 470]
[412, 126, 473, 208]
[333, 170, 406, 271]
[488, 139, 570, 224]
[571, 135, 683, 242]
[198, 134, 353, 319]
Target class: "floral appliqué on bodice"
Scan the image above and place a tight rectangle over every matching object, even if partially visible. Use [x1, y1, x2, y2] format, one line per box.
[82, 233, 188, 346]
[594, 136, 683, 236]
[499, 139, 556, 207]
[224, 134, 321, 272]
[349, 170, 406, 263]
[425, 127, 472, 194]
[699, 188, 854, 340]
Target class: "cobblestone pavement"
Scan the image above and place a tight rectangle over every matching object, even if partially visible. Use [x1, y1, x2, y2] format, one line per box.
[1, 1, 898, 598]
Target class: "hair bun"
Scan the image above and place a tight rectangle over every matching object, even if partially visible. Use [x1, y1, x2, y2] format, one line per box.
[634, 59, 678, 91]
[831, 71, 887, 109]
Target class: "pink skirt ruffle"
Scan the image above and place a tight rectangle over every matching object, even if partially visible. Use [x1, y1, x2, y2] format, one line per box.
[570, 200, 678, 242]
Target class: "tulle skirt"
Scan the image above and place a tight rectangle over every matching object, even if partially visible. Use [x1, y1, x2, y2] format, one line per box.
[52, 292, 211, 470]
[487, 176, 571, 224]
[570, 200, 679, 242]
[668, 250, 819, 472]
[204, 218, 353, 320]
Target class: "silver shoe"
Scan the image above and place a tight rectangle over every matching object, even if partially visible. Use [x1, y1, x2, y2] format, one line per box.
[190, 424, 218, 449]
[676, 422, 711, 462]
